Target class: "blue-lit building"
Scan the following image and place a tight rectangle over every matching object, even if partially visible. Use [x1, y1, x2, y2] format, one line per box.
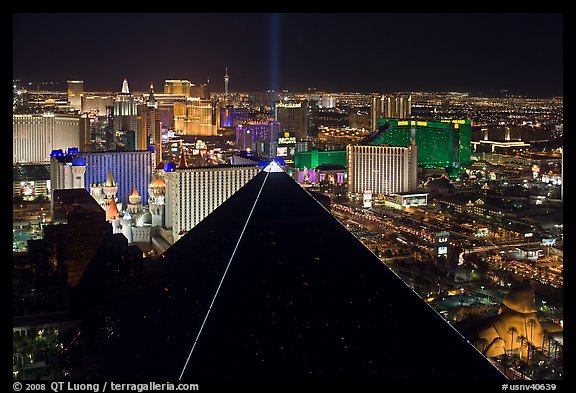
[236, 121, 281, 158]
[79, 149, 155, 206]
[50, 152, 86, 191]
[220, 107, 249, 128]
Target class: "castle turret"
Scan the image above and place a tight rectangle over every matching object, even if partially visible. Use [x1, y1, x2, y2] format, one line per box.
[101, 168, 122, 212]
[106, 198, 122, 234]
[127, 185, 142, 214]
[71, 157, 86, 189]
[89, 183, 104, 206]
[148, 175, 166, 227]
[106, 197, 120, 220]
[103, 168, 118, 197]
[121, 211, 133, 243]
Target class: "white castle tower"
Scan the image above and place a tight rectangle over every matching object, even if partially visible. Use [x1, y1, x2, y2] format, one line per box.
[121, 210, 133, 243]
[90, 168, 123, 213]
[127, 185, 142, 214]
[106, 197, 122, 234]
[89, 182, 104, 206]
[71, 160, 86, 189]
[102, 168, 123, 212]
[148, 175, 166, 227]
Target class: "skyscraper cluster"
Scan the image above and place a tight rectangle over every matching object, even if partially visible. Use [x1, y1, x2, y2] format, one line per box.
[370, 94, 412, 129]
[13, 67, 563, 383]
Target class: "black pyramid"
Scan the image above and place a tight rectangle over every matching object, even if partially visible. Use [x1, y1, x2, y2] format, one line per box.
[63, 164, 506, 380]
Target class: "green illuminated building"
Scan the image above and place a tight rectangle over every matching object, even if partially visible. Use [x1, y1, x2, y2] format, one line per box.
[368, 119, 471, 176]
[294, 150, 347, 170]
[293, 119, 471, 177]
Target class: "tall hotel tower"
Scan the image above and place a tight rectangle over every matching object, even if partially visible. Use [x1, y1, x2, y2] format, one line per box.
[275, 102, 308, 140]
[113, 79, 138, 142]
[13, 113, 82, 164]
[347, 145, 411, 198]
[137, 84, 162, 163]
[67, 80, 84, 112]
[164, 164, 260, 243]
[370, 94, 412, 130]
[164, 80, 191, 97]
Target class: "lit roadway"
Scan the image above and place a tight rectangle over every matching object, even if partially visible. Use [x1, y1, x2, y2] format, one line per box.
[469, 242, 534, 254]
[332, 204, 494, 300]
[332, 199, 563, 306]
[333, 202, 481, 246]
[333, 200, 538, 251]
[460, 241, 563, 288]
[332, 201, 563, 286]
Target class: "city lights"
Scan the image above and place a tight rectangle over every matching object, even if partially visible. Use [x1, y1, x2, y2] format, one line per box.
[12, 12, 562, 383]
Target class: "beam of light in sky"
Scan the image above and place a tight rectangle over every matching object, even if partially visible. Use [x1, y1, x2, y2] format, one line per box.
[268, 13, 280, 92]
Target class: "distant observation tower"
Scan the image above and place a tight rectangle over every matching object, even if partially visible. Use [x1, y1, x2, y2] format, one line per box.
[224, 67, 229, 97]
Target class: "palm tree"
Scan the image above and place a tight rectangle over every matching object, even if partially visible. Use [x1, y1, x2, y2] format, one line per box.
[516, 335, 527, 361]
[507, 326, 518, 354]
[551, 339, 562, 361]
[547, 335, 553, 360]
[527, 318, 537, 343]
[525, 341, 535, 363]
[539, 328, 549, 354]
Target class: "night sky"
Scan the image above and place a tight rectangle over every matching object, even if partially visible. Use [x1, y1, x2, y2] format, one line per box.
[13, 13, 563, 96]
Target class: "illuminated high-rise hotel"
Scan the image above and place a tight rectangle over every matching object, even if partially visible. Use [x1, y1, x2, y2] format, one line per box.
[164, 80, 191, 97]
[82, 95, 113, 115]
[13, 113, 82, 164]
[152, 80, 188, 130]
[236, 121, 281, 157]
[191, 82, 210, 99]
[370, 118, 472, 175]
[137, 84, 162, 163]
[164, 164, 260, 243]
[113, 79, 138, 141]
[276, 101, 308, 140]
[347, 145, 411, 198]
[173, 98, 217, 136]
[67, 80, 83, 112]
[370, 94, 411, 130]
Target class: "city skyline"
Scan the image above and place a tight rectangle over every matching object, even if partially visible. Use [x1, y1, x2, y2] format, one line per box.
[12, 11, 564, 383]
[13, 13, 563, 97]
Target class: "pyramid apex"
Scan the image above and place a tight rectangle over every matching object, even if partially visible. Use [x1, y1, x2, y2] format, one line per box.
[263, 160, 283, 173]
